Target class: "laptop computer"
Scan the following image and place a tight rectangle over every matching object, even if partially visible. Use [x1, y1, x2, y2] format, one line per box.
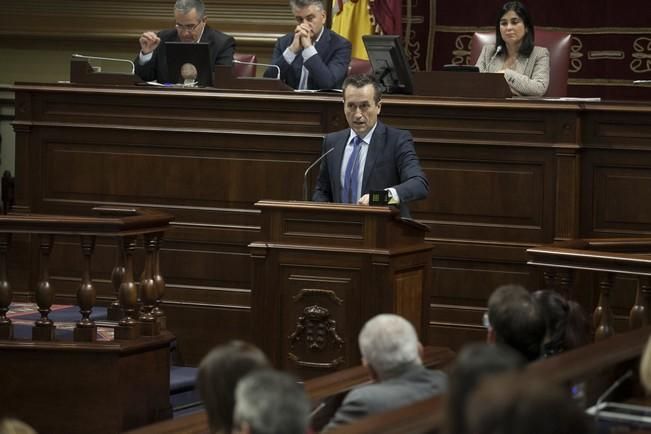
[165, 42, 213, 87]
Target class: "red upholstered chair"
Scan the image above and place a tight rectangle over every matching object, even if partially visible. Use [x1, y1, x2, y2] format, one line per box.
[233, 53, 257, 77]
[468, 29, 571, 97]
[348, 57, 373, 76]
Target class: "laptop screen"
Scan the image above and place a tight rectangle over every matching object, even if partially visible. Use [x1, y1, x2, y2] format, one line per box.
[165, 41, 213, 87]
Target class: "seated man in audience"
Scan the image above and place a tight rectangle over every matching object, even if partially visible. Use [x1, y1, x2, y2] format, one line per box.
[197, 340, 269, 434]
[135, 0, 235, 83]
[442, 343, 525, 434]
[264, 0, 351, 90]
[322, 314, 448, 432]
[232, 369, 310, 434]
[485, 284, 546, 361]
[466, 374, 594, 434]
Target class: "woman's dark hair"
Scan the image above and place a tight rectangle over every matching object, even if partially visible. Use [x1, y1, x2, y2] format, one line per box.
[442, 343, 525, 434]
[495, 1, 535, 57]
[197, 340, 269, 433]
[533, 290, 592, 357]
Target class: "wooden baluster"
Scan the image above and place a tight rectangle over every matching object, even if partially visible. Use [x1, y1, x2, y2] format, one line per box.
[114, 236, 140, 340]
[0, 233, 12, 339]
[139, 234, 159, 336]
[151, 233, 166, 331]
[642, 276, 651, 326]
[74, 235, 97, 342]
[557, 268, 574, 299]
[593, 272, 615, 341]
[630, 277, 650, 330]
[33, 234, 55, 341]
[107, 238, 126, 321]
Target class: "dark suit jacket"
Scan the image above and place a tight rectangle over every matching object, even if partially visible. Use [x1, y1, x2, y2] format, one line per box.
[322, 365, 447, 432]
[263, 28, 351, 90]
[312, 122, 429, 217]
[134, 26, 235, 83]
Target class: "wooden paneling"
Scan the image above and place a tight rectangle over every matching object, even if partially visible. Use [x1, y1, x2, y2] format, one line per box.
[12, 83, 651, 363]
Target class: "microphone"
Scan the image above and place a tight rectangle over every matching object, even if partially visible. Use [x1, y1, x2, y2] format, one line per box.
[594, 369, 633, 422]
[303, 147, 335, 201]
[232, 59, 281, 80]
[489, 45, 503, 64]
[72, 53, 135, 75]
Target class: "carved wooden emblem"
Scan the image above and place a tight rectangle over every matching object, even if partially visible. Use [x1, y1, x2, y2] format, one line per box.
[288, 305, 344, 352]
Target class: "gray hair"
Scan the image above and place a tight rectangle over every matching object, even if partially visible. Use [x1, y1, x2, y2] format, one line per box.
[358, 314, 421, 378]
[289, 0, 325, 11]
[233, 370, 309, 434]
[175, 0, 206, 17]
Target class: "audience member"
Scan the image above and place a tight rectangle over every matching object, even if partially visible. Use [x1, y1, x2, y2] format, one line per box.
[232, 369, 309, 434]
[322, 314, 447, 431]
[486, 284, 546, 361]
[533, 290, 592, 357]
[442, 343, 525, 434]
[264, 0, 351, 90]
[197, 340, 269, 434]
[134, 0, 235, 83]
[466, 374, 594, 434]
[312, 74, 429, 218]
[0, 419, 37, 434]
[475, 1, 550, 96]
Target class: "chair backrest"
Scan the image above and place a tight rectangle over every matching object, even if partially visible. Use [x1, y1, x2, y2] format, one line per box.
[233, 53, 257, 77]
[469, 29, 571, 97]
[348, 57, 373, 76]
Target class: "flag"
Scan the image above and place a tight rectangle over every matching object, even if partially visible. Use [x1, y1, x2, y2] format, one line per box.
[332, 0, 374, 60]
[332, 0, 403, 60]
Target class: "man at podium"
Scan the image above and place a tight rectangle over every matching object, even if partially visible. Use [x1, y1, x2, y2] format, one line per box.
[312, 74, 429, 217]
[134, 0, 235, 83]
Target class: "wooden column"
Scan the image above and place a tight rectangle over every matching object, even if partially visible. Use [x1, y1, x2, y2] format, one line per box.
[594, 272, 615, 341]
[151, 233, 166, 331]
[114, 236, 140, 340]
[33, 234, 55, 341]
[139, 234, 159, 336]
[108, 238, 126, 321]
[74, 235, 97, 342]
[629, 277, 649, 329]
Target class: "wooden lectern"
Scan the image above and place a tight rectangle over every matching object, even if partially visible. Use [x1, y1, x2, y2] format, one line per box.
[249, 200, 432, 379]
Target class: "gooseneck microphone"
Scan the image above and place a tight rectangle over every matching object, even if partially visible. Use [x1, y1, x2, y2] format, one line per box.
[594, 369, 633, 423]
[232, 59, 281, 80]
[72, 53, 135, 74]
[303, 147, 335, 201]
[489, 45, 503, 64]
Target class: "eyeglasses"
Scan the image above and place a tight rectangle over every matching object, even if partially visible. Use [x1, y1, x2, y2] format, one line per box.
[175, 21, 203, 32]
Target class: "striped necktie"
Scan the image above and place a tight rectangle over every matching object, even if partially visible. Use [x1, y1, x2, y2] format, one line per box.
[342, 135, 362, 204]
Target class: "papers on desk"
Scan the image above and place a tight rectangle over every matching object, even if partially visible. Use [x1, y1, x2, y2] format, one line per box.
[293, 88, 343, 93]
[544, 97, 602, 102]
[634, 80, 651, 85]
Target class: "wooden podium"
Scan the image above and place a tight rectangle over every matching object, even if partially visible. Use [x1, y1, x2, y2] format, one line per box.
[249, 200, 432, 379]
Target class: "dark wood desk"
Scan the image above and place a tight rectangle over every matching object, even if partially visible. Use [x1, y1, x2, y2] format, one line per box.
[11, 83, 651, 364]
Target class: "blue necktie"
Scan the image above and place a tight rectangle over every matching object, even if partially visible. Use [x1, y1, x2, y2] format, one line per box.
[343, 135, 362, 204]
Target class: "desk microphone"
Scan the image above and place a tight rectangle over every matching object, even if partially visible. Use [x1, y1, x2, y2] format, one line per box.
[489, 45, 503, 64]
[232, 59, 281, 80]
[303, 147, 335, 201]
[72, 53, 135, 74]
[594, 369, 633, 423]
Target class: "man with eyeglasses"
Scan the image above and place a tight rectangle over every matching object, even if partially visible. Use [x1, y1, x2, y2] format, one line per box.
[263, 0, 351, 90]
[134, 0, 235, 84]
[312, 74, 429, 218]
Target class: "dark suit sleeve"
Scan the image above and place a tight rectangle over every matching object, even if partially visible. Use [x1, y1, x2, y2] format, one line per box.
[305, 35, 352, 90]
[264, 35, 300, 86]
[214, 34, 236, 66]
[321, 389, 370, 433]
[134, 31, 164, 82]
[392, 129, 429, 203]
[312, 137, 333, 202]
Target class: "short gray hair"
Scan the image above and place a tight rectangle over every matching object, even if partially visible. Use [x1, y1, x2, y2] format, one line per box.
[234, 370, 309, 434]
[175, 0, 206, 17]
[289, 0, 325, 11]
[358, 314, 421, 378]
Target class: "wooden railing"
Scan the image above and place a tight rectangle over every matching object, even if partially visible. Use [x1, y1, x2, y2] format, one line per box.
[0, 207, 173, 341]
[527, 238, 651, 340]
[125, 345, 456, 434]
[328, 325, 651, 434]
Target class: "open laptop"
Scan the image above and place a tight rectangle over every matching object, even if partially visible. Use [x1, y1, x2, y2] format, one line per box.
[165, 42, 213, 87]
